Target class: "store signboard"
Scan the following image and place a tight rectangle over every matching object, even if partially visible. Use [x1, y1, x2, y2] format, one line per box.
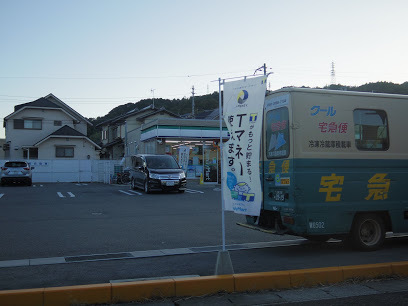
[222, 76, 267, 216]
[203, 145, 217, 183]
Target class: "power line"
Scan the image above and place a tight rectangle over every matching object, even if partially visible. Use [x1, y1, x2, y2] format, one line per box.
[0, 69, 255, 80]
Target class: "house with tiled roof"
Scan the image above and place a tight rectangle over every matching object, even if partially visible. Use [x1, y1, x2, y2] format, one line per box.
[3, 94, 101, 160]
[97, 104, 180, 160]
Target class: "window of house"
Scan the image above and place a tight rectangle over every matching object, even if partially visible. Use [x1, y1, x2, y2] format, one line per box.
[23, 148, 39, 159]
[54, 120, 62, 126]
[354, 109, 389, 151]
[14, 119, 42, 130]
[112, 127, 118, 139]
[56, 146, 74, 157]
[102, 130, 108, 140]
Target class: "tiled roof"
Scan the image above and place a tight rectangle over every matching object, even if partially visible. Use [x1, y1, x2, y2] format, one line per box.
[49, 125, 86, 137]
[14, 97, 60, 112]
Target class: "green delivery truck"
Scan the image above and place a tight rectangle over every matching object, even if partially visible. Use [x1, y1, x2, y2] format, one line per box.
[241, 88, 408, 251]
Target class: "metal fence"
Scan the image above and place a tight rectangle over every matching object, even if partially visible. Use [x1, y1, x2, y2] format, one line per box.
[0, 159, 122, 183]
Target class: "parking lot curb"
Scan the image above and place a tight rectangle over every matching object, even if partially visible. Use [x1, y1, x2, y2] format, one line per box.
[1, 261, 408, 306]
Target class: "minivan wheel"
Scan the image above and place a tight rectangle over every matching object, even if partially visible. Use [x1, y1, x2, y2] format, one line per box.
[350, 213, 385, 251]
[144, 180, 151, 194]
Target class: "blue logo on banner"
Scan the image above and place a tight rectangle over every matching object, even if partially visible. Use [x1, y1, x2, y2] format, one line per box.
[237, 90, 249, 104]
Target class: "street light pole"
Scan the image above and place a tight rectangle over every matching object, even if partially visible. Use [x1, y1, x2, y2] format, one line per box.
[151, 89, 155, 108]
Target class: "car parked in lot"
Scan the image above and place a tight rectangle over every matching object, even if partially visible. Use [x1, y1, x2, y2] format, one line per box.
[1, 161, 34, 186]
[129, 154, 187, 193]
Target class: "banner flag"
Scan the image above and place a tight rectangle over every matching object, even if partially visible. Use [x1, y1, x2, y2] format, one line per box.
[222, 76, 267, 216]
[178, 146, 190, 173]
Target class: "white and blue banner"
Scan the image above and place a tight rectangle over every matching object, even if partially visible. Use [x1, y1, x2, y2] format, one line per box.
[222, 76, 267, 216]
[178, 146, 190, 173]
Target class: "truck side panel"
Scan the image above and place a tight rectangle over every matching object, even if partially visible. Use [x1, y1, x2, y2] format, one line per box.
[260, 89, 408, 238]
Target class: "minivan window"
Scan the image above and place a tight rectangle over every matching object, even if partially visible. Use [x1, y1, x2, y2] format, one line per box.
[145, 156, 179, 169]
[136, 157, 143, 167]
[266, 107, 290, 159]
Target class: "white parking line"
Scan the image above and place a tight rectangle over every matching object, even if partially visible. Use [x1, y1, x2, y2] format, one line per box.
[67, 192, 75, 198]
[128, 190, 142, 196]
[0, 194, 4, 199]
[118, 190, 134, 196]
[33, 185, 44, 187]
[57, 192, 65, 198]
[185, 189, 204, 194]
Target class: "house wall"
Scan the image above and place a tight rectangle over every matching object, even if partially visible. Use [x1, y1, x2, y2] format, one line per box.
[37, 138, 100, 160]
[0, 139, 5, 159]
[5, 108, 88, 159]
[136, 112, 176, 154]
[0, 159, 121, 183]
[112, 143, 124, 160]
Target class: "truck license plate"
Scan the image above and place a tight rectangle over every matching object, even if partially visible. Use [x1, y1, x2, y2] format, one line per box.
[274, 190, 285, 202]
[166, 181, 175, 186]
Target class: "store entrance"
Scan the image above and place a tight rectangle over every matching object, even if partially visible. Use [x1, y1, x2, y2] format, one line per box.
[165, 140, 220, 183]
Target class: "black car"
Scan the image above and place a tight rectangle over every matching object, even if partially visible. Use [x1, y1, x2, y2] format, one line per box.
[129, 154, 187, 193]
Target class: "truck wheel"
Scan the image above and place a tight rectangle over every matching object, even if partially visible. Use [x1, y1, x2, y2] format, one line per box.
[350, 214, 385, 251]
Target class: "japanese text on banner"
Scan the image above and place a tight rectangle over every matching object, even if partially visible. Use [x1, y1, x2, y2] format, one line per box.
[222, 76, 267, 216]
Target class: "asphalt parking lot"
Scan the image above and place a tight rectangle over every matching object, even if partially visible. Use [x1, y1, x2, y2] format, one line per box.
[0, 180, 279, 262]
[2, 180, 408, 293]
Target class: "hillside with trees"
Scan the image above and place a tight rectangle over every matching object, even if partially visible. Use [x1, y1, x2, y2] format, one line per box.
[87, 81, 408, 143]
[324, 81, 408, 94]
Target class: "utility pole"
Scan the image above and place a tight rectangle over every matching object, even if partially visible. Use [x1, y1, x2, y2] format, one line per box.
[191, 85, 195, 118]
[331, 61, 336, 85]
[124, 120, 128, 157]
[254, 63, 267, 75]
[151, 89, 155, 108]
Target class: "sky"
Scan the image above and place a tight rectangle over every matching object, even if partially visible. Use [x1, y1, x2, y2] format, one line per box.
[1, 0, 407, 138]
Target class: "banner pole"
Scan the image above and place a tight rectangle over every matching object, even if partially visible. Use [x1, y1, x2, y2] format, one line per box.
[218, 77, 226, 252]
[215, 78, 234, 275]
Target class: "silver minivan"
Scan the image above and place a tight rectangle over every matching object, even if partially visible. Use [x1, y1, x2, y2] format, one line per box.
[129, 154, 187, 193]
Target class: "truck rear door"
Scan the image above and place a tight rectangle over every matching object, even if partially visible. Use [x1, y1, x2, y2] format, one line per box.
[263, 94, 292, 212]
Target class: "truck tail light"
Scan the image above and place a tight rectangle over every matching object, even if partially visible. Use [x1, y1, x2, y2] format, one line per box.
[23, 167, 30, 170]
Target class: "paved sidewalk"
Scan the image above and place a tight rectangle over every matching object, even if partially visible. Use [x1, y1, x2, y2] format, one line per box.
[111, 277, 408, 305]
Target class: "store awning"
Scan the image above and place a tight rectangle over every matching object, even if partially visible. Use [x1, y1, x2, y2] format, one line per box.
[141, 125, 229, 141]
